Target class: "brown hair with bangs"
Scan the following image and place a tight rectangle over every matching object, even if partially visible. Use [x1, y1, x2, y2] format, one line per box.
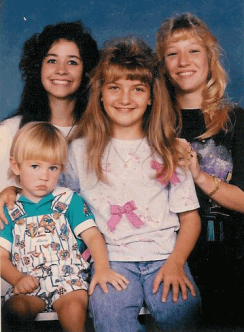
[9, 122, 68, 183]
[72, 36, 181, 182]
[156, 12, 232, 139]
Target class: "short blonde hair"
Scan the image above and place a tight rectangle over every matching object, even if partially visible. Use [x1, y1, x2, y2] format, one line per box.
[9, 122, 68, 181]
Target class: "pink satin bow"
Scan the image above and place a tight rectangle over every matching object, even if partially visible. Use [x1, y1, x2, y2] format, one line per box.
[151, 160, 180, 186]
[108, 200, 144, 232]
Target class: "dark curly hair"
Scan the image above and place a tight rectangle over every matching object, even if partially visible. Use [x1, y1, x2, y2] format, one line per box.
[9, 20, 99, 127]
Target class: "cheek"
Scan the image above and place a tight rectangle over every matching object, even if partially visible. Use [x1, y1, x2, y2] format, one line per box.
[41, 66, 48, 88]
[73, 66, 83, 84]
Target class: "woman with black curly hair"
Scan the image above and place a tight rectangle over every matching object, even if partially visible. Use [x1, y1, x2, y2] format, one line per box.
[0, 20, 99, 192]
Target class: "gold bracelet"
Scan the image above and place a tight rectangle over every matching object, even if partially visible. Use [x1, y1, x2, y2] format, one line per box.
[208, 176, 221, 197]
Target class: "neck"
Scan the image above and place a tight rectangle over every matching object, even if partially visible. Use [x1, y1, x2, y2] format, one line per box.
[112, 126, 144, 140]
[49, 97, 76, 127]
[177, 90, 202, 110]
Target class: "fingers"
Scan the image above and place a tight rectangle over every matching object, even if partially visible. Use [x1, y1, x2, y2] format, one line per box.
[89, 270, 129, 295]
[14, 276, 39, 294]
[0, 206, 8, 229]
[0, 192, 17, 228]
[187, 146, 196, 167]
[161, 281, 170, 303]
[152, 273, 161, 294]
[184, 278, 196, 298]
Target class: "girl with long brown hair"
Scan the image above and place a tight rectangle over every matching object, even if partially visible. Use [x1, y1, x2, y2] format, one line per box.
[65, 36, 202, 331]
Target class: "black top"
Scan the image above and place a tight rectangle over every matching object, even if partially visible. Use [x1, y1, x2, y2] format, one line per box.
[181, 107, 244, 220]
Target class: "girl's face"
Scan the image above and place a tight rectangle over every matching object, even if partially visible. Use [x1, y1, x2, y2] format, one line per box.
[164, 36, 209, 97]
[41, 39, 83, 101]
[101, 78, 151, 139]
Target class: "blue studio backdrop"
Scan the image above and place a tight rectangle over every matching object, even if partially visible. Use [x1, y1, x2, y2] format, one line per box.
[0, 0, 244, 120]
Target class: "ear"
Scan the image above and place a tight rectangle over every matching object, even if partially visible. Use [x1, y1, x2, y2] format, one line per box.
[9, 157, 20, 176]
[147, 98, 152, 106]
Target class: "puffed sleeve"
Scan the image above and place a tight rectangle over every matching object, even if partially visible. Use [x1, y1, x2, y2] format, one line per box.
[169, 167, 200, 213]
[0, 122, 17, 191]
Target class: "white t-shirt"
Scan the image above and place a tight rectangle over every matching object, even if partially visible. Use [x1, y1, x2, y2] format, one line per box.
[65, 137, 200, 262]
[0, 116, 74, 191]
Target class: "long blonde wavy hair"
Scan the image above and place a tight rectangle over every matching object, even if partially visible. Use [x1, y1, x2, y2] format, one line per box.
[156, 12, 232, 139]
[72, 36, 182, 182]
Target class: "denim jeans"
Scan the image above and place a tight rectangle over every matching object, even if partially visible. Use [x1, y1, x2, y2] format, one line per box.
[89, 260, 202, 332]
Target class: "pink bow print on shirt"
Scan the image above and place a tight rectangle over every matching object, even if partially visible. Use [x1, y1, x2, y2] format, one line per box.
[108, 200, 144, 232]
[151, 160, 181, 186]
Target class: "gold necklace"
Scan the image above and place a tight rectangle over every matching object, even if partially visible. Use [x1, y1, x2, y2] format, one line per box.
[112, 138, 144, 168]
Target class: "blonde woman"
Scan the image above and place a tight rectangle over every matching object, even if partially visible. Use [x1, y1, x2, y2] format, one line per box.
[156, 12, 244, 325]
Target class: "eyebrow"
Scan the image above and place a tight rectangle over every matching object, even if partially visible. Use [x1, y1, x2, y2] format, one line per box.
[45, 53, 82, 60]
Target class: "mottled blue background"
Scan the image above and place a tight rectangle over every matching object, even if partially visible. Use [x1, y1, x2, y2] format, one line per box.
[0, 0, 244, 120]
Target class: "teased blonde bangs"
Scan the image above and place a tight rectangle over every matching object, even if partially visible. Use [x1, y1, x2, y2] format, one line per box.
[102, 64, 153, 85]
[169, 29, 202, 44]
[10, 122, 68, 170]
[162, 29, 205, 59]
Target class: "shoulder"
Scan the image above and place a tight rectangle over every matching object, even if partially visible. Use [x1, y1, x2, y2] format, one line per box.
[0, 116, 22, 166]
[227, 105, 244, 131]
[68, 138, 87, 161]
[70, 137, 87, 150]
[0, 116, 21, 135]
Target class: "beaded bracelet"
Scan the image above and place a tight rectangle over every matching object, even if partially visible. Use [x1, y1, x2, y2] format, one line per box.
[208, 176, 221, 197]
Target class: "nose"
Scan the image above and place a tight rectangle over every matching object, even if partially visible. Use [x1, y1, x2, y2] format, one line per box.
[55, 61, 68, 75]
[178, 52, 190, 66]
[40, 168, 49, 181]
[119, 90, 131, 105]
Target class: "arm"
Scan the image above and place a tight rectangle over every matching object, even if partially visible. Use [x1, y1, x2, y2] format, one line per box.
[152, 209, 201, 302]
[0, 186, 20, 228]
[81, 227, 129, 295]
[189, 148, 244, 213]
[0, 246, 39, 294]
[187, 108, 244, 213]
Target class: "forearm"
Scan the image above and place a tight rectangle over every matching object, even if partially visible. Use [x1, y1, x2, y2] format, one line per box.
[195, 171, 244, 213]
[82, 227, 110, 270]
[1, 255, 24, 286]
[169, 210, 201, 265]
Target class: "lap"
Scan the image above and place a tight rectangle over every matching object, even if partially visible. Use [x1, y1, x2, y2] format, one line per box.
[89, 261, 201, 331]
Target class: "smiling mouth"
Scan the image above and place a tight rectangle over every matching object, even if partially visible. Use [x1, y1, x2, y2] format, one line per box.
[115, 108, 135, 112]
[178, 71, 195, 77]
[51, 80, 71, 85]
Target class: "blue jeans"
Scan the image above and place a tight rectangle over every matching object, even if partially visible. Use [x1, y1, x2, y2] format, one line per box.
[89, 260, 202, 332]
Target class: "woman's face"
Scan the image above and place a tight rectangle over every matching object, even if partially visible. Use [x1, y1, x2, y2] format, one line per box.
[164, 35, 209, 97]
[41, 39, 83, 101]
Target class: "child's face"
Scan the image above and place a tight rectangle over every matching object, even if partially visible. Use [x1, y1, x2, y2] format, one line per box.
[41, 39, 83, 101]
[11, 159, 62, 203]
[101, 78, 151, 139]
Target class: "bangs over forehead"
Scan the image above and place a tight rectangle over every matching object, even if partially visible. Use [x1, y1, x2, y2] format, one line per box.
[103, 64, 153, 85]
[11, 123, 68, 168]
[166, 29, 203, 49]
[20, 139, 66, 165]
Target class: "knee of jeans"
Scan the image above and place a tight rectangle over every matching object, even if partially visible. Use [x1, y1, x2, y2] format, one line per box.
[152, 294, 202, 330]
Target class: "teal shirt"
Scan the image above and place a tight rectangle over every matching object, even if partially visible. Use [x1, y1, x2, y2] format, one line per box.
[0, 187, 96, 255]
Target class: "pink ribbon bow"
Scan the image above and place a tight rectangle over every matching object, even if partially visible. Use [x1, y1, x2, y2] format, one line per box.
[151, 160, 180, 186]
[108, 200, 144, 232]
